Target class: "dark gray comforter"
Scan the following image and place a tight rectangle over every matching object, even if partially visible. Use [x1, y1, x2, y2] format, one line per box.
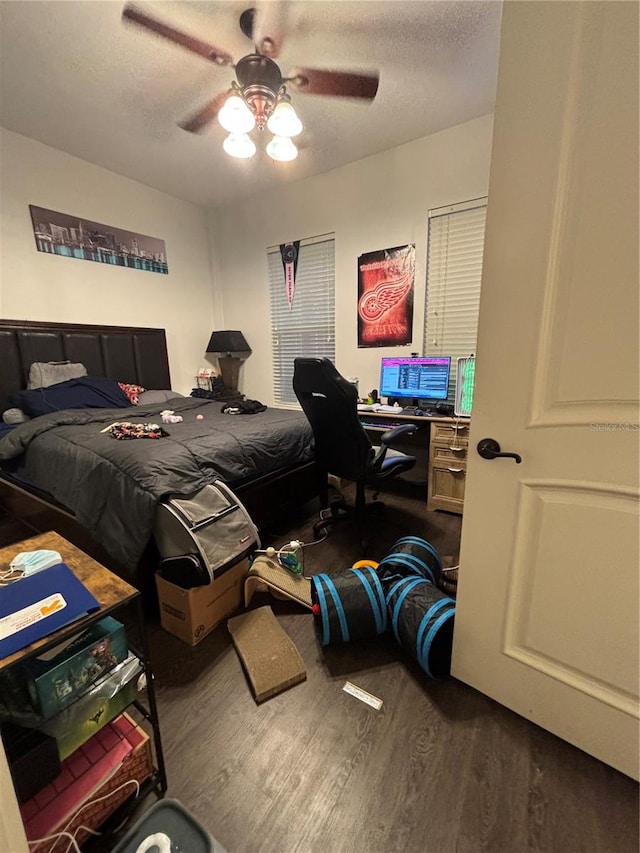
[0, 397, 313, 571]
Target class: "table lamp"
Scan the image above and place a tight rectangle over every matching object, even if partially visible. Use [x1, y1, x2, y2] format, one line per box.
[206, 330, 251, 392]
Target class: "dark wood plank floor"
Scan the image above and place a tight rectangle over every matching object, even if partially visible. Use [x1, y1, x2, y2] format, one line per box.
[0, 490, 637, 853]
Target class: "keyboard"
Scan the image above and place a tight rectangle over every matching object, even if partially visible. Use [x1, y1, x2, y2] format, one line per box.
[360, 421, 399, 430]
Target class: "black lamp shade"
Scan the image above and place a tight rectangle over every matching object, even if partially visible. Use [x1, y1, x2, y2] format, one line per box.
[206, 330, 251, 358]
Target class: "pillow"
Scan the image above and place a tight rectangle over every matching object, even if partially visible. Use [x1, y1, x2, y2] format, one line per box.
[28, 361, 87, 390]
[118, 383, 146, 405]
[11, 377, 131, 417]
[137, 390, 185, 405]
[2, 408, 31, 425]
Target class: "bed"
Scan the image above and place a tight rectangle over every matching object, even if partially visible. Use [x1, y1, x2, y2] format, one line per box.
[0, 319, 322, 589]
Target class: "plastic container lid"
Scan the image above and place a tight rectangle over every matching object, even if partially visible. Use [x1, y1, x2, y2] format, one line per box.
[111, 798, 226, 853]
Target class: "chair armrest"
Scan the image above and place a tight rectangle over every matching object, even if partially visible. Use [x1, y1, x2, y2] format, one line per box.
[380, 424, 417, 445]
[372, 424, 417, 468]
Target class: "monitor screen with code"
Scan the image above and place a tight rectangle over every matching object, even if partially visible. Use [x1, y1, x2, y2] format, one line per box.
[379, 356, 451, 403]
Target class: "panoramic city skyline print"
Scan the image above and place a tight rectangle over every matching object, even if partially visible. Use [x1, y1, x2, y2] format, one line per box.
[29, 205, 168, 274]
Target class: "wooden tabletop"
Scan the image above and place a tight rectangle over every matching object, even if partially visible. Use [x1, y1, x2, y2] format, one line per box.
[0, 531, 138, 672]
[358, 411, 470, 423]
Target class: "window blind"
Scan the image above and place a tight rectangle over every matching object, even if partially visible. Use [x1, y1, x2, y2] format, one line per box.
[423, 199, 487, 399]
[268, 234, 335, 405]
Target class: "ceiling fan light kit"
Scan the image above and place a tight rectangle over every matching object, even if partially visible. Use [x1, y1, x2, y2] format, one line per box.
[217, 73, 303, 160]
[221, 54, 302, 161]
[122, 4, 379, 164]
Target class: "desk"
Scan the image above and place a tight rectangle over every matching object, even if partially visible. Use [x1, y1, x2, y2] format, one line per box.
[358, 411, 471, 514]
[0, 532, 166, 842]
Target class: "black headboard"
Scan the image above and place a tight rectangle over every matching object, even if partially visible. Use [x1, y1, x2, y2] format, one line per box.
[0, 319, 171, 412]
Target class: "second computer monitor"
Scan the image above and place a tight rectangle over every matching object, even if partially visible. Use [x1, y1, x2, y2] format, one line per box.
[380, 356, 451, 406]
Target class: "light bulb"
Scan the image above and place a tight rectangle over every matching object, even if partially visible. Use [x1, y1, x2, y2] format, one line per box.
[267, 101, 303, 137]
[218, 95, 255, 134]
[223, 133, 256, 159]
[266, 135, 298, 162]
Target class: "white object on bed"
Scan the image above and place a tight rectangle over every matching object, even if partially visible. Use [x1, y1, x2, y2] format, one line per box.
[27, 361, 87, 390]
[2, 408, 30, 424]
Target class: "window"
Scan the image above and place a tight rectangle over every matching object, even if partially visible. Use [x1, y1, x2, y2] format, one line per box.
[423, 198, 487, 399]
[268, 234, 335, 406]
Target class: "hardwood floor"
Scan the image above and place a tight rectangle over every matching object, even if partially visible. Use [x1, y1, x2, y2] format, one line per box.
[0, 491, 637, 853]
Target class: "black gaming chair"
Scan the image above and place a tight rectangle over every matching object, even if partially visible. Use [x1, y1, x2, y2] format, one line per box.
[293, 357, 417, 538]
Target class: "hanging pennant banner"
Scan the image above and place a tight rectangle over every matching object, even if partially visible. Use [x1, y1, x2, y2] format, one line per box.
[280, 240, 300, 310]
[357, 244, 415, 347]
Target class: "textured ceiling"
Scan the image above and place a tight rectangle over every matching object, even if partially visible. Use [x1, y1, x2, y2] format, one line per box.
[0, 1, 502, 208]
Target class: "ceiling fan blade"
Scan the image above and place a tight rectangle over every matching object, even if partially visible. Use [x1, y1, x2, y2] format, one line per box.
[122, 4, 233, 66]
[252, 1, 287, 59]
[287, 68, 379, 100]
[179, 92, 229, 133]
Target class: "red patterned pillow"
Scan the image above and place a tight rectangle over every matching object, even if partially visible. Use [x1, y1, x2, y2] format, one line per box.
[118, 383, 146, 405]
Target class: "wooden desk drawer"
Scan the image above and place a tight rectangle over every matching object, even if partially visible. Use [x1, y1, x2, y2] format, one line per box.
[427, 465, 466, 514]
[430, 444, 468, 465]
[431, 422, 470, 443]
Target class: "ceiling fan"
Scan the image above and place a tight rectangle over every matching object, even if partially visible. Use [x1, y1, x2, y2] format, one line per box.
[122, 4, 379, 161]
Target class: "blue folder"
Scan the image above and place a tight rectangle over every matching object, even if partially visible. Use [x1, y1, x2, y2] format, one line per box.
[0, 562, 100, 659]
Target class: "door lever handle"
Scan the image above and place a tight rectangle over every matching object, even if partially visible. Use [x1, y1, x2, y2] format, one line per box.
[477, 438, 522, 464]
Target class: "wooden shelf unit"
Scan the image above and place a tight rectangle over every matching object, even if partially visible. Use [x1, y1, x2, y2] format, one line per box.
[0, 532, 167, 844]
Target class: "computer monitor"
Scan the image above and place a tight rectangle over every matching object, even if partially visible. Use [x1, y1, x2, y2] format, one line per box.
[380, 356, 451, 405]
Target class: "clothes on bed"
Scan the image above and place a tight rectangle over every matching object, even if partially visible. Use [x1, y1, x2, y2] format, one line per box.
[190, 378, 228, 399]
[108, 422, 169, 440]
[118, 383, 146, 405]
[221, 399, 267, 415]
[10, 377, 131, 417]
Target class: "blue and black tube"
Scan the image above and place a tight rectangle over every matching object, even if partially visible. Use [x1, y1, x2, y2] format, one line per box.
[311, 566, 387, 646]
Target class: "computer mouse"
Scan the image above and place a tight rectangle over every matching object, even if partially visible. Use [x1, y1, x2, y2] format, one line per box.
[414, 409, 424, 416]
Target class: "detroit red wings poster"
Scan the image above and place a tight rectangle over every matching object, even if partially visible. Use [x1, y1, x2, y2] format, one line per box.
[357, 244, 415, 347]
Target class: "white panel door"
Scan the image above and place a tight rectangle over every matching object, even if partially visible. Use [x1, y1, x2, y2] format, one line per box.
[452, 0, 639, 779]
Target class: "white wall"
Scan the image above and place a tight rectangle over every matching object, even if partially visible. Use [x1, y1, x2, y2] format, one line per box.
[0, 128, 217, 394]
[211, 114, 494, 404]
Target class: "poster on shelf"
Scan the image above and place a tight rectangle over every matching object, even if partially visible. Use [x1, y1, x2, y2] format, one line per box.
[357, 244, 415, 347]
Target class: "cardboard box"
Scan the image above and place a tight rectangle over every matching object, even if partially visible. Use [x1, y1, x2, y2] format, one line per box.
[156, 558, 248, 645]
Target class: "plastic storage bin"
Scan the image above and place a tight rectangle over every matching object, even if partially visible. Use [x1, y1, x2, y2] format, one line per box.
[111, 798, 227, 853]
